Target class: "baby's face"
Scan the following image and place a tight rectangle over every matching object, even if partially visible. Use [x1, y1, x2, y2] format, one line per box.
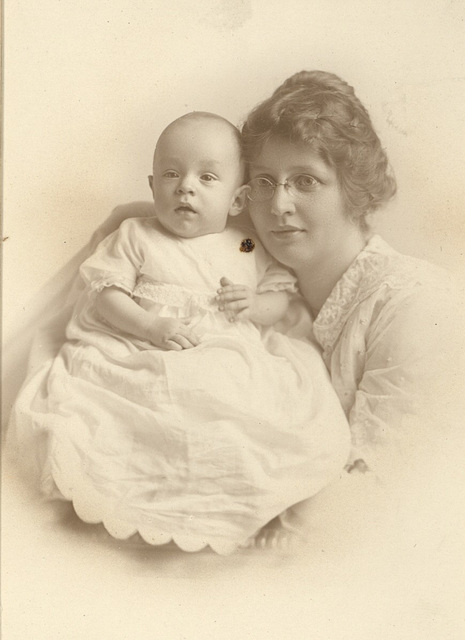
[150, 119, 245, 238]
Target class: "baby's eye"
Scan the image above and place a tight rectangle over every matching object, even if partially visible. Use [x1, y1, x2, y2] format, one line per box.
[292, 174, 318, 191]
[200, 174, 217, 183]
[162, 170, 179, 179]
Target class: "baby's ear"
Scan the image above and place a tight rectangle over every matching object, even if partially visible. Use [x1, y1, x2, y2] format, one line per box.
[228, 185, 250, 217]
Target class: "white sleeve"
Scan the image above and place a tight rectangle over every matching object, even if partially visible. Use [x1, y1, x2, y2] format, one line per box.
[256, 256, 298, 294]
[347, 280, 462, 480]
[79, 218, 144, 295]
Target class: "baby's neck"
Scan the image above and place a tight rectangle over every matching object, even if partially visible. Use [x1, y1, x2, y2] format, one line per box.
[155, 220, 229, 241]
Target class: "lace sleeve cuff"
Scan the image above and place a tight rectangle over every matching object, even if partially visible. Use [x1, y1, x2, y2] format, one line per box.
[89, 276, 135, 296]
[256, 281, 298, 295]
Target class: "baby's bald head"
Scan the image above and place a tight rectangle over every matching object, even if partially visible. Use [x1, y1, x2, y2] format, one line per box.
[153, 112, 244, 182]
[148, 112, 248, 238]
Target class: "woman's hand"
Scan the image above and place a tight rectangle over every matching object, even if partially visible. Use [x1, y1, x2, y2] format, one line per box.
[146, 316, 199, 351]
[216, 277, 257, 323]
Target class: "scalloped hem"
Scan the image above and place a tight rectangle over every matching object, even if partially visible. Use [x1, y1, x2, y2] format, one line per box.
[52, 469, 255, 556]
[73, 503, 251, 556]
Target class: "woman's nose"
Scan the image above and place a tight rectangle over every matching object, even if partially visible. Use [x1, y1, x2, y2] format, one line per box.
[270, 184, 295, 217]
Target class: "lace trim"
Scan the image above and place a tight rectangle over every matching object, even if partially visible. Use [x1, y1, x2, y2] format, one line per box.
[89, 276, 134, 296]
[312, 235, 433, 354]
[256, 281, 297, 295]
[133, 279, 215, 311]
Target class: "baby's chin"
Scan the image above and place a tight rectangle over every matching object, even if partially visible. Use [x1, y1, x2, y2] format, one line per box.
[157, 218, 228, 239]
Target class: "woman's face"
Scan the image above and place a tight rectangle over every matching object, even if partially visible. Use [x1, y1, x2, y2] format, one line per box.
[247, 136, 361, 273]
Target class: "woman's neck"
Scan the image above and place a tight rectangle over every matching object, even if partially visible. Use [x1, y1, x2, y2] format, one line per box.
[295, 234, 367, 318]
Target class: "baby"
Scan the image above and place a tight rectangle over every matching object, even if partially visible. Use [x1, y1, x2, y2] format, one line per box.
[96, 113, 291, 349]
[10, 113, 350, 554]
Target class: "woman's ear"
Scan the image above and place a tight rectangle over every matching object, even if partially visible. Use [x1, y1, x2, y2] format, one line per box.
[228, 185, 250, 217]
[148, 175, 154, 192]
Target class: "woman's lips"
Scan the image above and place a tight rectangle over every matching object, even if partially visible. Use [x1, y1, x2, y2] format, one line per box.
[271, 226, 304, 239]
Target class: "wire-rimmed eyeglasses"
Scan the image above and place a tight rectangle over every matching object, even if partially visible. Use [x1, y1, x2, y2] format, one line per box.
[246, 174, 319, 202]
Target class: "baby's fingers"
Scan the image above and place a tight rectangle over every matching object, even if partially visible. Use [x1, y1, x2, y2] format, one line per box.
[222, 301, 251, 323]
[164, 334, 197, 350]
[223, 299, 249, 314]
[216, 291, 249, 308]
[220, 276, 234, 288]
[178, 320, 200, 344]
[179, 328, 200, 347]
[164, 325, 199, 350]
[164, 339, 184, 351]
[216, 285, 249, 303]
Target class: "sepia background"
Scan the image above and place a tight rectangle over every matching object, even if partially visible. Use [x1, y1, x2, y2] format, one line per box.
[3, 0, 465, 638]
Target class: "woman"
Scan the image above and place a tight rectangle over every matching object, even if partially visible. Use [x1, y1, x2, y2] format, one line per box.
[241, 70, 462, 547]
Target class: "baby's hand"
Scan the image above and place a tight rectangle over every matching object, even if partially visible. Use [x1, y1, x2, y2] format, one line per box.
[146, 317, 199, 351]
[216, 277, 257, 323]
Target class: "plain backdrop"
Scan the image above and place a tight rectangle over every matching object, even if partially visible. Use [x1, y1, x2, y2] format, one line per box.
[3, 1, 465, 639]
[4, 0, 465, 342]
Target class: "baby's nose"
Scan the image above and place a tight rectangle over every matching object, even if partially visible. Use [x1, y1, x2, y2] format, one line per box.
[176, 176, 195, 194]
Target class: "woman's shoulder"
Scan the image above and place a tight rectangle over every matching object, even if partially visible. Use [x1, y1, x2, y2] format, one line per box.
[357, 236, 459, 322]
[313, 235, 457, 351]
[352, 235, 449, 294]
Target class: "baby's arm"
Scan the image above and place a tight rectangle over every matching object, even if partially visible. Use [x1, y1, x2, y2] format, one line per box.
[95, 286, 199, 351]
[216, 277, 289, 325]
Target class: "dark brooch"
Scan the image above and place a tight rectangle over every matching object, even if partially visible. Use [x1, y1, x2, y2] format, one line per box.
[240, 238, 255, 253]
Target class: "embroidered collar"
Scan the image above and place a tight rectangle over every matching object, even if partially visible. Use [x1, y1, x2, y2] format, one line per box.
[312, 235, 429, 353]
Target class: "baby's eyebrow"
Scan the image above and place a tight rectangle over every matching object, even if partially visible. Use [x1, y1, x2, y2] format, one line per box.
[198, 159, 223, 168]
[157, 155, 182, 163]
[158, 157, 224, 169]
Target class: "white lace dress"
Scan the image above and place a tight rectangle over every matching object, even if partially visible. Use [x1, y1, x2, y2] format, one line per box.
[311, 235, 457, 479]
[12, 217, 350, 554]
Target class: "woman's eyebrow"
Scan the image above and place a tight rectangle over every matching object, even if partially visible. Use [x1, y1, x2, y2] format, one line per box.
[248, 165, 271, 172]
[250, 164, 327, 175]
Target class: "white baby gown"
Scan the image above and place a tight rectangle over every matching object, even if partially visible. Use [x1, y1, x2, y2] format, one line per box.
[11, 216, 350, 554]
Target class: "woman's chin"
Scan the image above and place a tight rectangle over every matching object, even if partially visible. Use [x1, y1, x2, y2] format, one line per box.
[265, 231, 308, 266]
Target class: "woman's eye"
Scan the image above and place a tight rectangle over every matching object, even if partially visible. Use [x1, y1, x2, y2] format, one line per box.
[255, 177, 274, 187]
[200, 174, 217, 182]
[293, 174, 318, 190]
[163, 171, 179, 179]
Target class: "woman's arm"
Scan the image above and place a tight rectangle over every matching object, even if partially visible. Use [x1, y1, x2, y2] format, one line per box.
[95, 286, 199, 350]
[344, 283, 461, 481]
[216, 277, 290, 325]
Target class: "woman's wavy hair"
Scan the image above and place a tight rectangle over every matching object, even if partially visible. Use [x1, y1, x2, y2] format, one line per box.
[241, 70, 397, 229]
